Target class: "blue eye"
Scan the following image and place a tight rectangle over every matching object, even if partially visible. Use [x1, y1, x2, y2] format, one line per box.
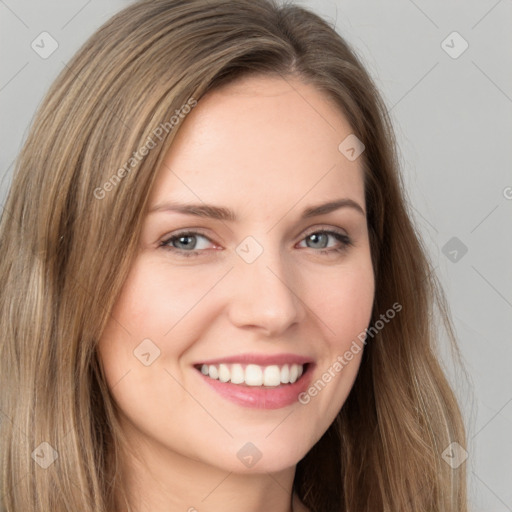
[159, 229, 352, 258]
[160, 232, 214, 256]
[298, 230, 352, 254]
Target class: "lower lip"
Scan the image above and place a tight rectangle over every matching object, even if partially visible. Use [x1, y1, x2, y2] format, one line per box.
[195, 364, 315, 409]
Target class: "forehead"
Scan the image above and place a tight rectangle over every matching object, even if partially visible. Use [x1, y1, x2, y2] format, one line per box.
[149, 75, 365, 213]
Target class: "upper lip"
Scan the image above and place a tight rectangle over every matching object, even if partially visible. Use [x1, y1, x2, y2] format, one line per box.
[194, 353, 314, 366]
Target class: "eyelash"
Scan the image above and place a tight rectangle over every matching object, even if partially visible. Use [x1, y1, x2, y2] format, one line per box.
[158, 228, 353, 258]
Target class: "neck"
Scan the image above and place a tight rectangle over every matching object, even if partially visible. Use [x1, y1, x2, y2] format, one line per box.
[114, 434, 298, 512]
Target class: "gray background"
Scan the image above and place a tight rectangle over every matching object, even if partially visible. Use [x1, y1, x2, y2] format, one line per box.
[1, 0, 511, 510]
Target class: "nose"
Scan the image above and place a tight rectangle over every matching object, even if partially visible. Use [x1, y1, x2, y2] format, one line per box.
[226, 246, 305, 336]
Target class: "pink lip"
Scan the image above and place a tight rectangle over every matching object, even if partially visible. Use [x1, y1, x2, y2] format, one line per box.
[194, 352, 313, 367]
[194, 360, 316, 410]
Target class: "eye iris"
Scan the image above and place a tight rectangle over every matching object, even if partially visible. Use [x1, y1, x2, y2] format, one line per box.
[175, 235, 196, 250]
[307, 233, 328, 249]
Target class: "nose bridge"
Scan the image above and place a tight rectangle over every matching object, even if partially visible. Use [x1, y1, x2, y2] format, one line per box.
[228, 236, 304, 333]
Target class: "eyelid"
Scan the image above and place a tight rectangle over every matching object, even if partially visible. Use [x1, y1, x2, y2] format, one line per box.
[159, 229, 218, 249]
[299, 224, 348, 239]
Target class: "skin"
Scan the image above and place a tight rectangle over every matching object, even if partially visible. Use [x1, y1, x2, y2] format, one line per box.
[97, 74, 375, 512]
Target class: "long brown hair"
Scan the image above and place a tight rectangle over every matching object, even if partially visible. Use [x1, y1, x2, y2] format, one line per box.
[0, 0, 468, 510]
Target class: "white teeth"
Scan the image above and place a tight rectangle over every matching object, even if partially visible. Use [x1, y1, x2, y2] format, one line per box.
[289, 364, 299, 384]
[208, 365, 218, 380]
[280, 364, 290, 384]
[218, 364, 230, 383]
[263, 365, 281, 386]
[245, 364, 263, 386]
[199, 363, 305, 387]
[230, 363, 245, 384]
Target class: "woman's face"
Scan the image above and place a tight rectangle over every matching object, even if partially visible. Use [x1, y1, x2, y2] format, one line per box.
[97, 75, 375, 474]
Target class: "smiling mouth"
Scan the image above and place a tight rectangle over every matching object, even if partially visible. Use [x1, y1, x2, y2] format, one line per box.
[194, 362, 310, 387]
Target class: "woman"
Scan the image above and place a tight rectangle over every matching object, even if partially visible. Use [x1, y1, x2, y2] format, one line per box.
[0, 0, 468, 510]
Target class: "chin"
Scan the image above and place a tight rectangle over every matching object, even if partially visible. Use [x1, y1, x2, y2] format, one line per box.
[209, 436, 314, 475]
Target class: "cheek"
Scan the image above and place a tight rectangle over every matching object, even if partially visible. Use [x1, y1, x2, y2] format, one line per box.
[295, 261, 374, 436]
[310, 261, 375, 348]
[304, 260, 372, 388]
[104, 258, 217, 341]
[95, 260, 200, 426]
[97, 257, 227, 388]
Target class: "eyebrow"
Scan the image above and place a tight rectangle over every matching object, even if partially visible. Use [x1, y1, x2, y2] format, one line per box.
[148, 198, 366, 220]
